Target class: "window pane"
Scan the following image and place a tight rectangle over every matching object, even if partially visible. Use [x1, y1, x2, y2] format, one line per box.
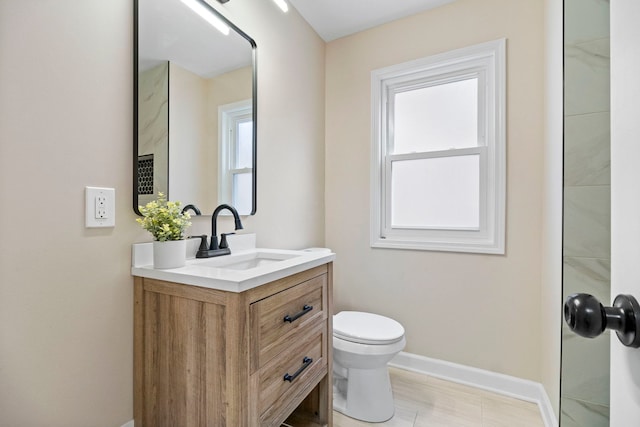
[233, 172, 252, 213]
[391, 155, 479, 228]
[235, 120, 253, 169]
[393, 78, 478, 154]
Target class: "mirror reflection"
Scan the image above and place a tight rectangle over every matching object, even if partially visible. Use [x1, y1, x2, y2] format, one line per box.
[134, 0, 257, 215]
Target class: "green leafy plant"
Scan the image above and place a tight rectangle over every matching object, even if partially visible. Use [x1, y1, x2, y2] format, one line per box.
[136, 193, 192, 241]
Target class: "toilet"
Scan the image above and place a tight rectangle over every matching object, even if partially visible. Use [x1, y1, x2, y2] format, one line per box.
[332, 311, 406, 422]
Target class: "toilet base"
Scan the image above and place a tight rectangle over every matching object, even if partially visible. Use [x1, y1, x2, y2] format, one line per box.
[333, 366, 395, 423]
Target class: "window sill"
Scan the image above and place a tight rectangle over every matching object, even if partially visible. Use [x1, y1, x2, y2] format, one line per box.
[370, 236, 505, 255]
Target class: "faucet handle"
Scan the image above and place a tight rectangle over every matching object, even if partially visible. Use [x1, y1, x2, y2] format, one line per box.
[189, 235, 209, 257]
[219, 233, 235, 249]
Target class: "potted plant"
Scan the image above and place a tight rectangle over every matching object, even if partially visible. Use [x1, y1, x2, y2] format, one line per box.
[137, 193, 192, 269]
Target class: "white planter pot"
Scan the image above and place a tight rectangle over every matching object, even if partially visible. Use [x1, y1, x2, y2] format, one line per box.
[153, 239, 186, 269]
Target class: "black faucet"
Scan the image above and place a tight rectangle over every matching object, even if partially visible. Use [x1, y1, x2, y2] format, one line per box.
[210, 204, 243, 249]
[181, 204, 201, 216]
[194, 204, 243, 258]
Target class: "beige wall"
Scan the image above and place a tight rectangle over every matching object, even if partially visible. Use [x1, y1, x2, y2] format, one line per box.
[0, 0, 325, 426]
[325, 0, 545, 381]
[169, 63, 210, 211]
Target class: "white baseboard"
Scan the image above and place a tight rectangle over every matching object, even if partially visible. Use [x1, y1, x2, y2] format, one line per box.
[389, 351, 559, 427]
[120, 421, 134, 427]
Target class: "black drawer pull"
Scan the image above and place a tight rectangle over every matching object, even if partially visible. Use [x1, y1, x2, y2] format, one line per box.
[283, 357, 313, 382]
[283, 304, 313, 323]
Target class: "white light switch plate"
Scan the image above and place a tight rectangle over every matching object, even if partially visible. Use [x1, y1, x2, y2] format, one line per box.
[85, 186, 115, 228]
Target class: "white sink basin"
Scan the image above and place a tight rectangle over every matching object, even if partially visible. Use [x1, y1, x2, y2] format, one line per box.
[131, 242, 335, 293]
[196, 251, 300, 271]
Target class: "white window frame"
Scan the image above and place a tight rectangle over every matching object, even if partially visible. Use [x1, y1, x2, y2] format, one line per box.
[370, 39, 506, 254]
[218, 99, 253, 210]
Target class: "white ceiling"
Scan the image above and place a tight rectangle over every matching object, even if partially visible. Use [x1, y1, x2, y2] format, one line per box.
[287, 0, 457, 42]
[139, 0, 252, 77]
[138, 0, 457, 76]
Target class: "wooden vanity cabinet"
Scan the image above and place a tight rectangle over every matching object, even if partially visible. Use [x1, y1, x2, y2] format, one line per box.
[133, 263, 333, 427]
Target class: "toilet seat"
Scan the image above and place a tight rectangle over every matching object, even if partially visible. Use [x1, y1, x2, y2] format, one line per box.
[333, 311, 405, 345]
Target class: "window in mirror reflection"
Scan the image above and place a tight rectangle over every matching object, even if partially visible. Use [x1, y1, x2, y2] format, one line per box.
[219, 100, 253, 214]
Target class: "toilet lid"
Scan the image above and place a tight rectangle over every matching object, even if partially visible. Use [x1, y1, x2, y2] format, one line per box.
[333, 311, 405, 345]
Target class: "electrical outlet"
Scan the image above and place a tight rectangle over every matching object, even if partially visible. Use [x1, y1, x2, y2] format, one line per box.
[86, 187, 115, 228]
[95, 194, 107, 219]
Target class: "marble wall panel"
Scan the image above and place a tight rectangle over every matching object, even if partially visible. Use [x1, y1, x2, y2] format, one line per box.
[563, 186, 611, 258]
[561, 326, 610, 406]
[138, 62, 169, 205]
[564, 38, 610, 116]
[562, 2, 611, 425]
[561, 398, 609, 427]
[564, 112, 610, 186]
[563, 257, 610, 300]
[564, 0, 610, 45]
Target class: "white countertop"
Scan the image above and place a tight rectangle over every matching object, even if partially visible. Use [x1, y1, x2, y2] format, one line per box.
[131, 236, 335, 293]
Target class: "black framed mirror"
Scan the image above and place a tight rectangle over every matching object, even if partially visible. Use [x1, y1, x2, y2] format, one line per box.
[134, 0, 257, 216]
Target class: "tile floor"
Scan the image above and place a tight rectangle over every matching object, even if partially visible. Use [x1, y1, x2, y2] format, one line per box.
[332, 367, 546, 427]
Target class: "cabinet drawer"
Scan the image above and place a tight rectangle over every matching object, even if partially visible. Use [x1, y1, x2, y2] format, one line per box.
[251, 274, 326, 368]
[257, 321, 327, 425]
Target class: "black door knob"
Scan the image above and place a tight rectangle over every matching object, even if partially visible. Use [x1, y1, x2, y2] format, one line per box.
[564, 293, 640, 348]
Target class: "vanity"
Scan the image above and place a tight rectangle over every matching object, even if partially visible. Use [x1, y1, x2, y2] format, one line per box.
[132, 0, 332, 422]
[131, 242, 334, 427]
